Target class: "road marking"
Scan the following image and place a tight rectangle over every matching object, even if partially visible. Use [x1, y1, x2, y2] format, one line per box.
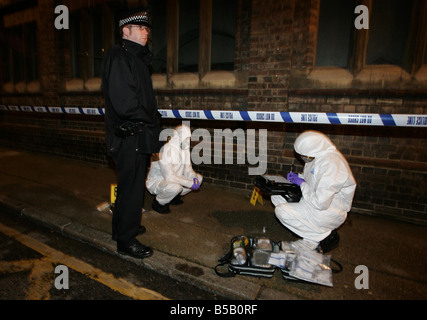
[0, 222, 169, 300]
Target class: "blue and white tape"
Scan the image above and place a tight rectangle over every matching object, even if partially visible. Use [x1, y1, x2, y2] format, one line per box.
[0, 105, 106, 116]
[1, 105, 426, 127]
[159, 109, 427, 127]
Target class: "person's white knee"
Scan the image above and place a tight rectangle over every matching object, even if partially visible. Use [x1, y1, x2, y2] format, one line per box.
[165, 183, 183, 194]
[157, 182, 183, 205]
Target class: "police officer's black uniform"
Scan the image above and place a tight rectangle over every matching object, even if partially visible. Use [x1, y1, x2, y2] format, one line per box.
[102, 14, 162, 258]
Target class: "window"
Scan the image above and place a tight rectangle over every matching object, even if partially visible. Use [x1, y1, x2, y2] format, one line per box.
[151, 0, 168, 73]
[178, 0, 200, 72]
[311, 0, 426, 85]
[150, 0, 237, 78]
[0, 22, 37, 85]
[0, 30, 12, 84]
[211, 0, 236, 70]
[69, 6, 114, 80]
[70, 11, 84, 78]
[316, 0, 354, 68]
[92, 10, 105, 77]
[365, 0, 413, 66]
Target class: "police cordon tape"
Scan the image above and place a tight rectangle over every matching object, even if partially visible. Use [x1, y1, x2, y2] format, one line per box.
[1, 104, 427, 127]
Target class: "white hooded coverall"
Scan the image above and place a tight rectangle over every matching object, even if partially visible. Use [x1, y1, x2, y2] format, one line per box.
[272, 131, 356, 244]
[146, 125, 203, 205]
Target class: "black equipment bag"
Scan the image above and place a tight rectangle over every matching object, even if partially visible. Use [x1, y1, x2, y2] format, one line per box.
[215, 235, 343, 286]
[253, 175, 302, 202]
[214, 236, 277, 279]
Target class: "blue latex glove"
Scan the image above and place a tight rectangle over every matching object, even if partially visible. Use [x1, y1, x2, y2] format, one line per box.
[191, 178, 200, 191]
[287, 172, 305, 186]
[286, 172, 297, 181]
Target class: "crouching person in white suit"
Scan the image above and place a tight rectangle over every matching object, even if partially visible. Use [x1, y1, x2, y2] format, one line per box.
[272, 130, 356, 253]
[146, 124, 203, 214]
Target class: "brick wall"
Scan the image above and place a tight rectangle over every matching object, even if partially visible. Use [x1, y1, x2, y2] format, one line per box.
[0, 0, 426, 225]
[247, 0, 294, 110]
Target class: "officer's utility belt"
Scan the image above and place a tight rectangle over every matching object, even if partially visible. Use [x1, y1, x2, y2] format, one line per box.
[114, 121, 164, 154]
[115, 121, 148, 138]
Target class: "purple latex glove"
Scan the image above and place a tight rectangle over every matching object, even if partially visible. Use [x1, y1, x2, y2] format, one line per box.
[191, 178, 200, 191]
[287, 172, 305, 186]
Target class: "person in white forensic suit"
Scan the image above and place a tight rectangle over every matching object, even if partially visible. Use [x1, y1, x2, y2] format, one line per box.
[272, 130, 356, 253]
[146, 124, 203, 214]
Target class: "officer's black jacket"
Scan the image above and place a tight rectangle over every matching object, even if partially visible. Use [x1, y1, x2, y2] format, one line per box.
[102, 39, 161, 155]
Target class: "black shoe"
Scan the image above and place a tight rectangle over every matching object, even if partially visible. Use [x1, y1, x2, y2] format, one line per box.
[169, 195, 184, 205]
[152, 198, 170, 214]
[117, 240, 153, 259]
[316, 230, 340, 254]
[112, 225, 146, 241]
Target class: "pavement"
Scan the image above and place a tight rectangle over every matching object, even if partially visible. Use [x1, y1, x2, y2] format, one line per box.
[0, 146, 426, 300]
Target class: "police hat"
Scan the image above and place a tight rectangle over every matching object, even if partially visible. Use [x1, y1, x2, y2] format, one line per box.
[118, 8, 152, 28]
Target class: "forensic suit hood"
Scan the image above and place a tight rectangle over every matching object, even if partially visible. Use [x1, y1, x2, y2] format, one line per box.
[294, 130, 336, 158]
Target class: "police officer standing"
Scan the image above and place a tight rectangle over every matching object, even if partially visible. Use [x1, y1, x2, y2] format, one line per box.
[102, 8, 162, 259]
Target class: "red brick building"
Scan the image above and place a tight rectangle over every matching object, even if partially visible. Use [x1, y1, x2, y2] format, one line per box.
[1, 0, 426, 224]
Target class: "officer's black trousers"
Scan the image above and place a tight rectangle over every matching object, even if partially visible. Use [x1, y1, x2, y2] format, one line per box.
[112, 138, 148, 247]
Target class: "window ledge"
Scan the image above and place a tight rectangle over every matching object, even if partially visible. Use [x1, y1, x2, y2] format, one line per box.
[2, 82, 14, 93]
[152, 74, 167, 89]
[414, 65, 427, 82]
[307, 67, 353, 87]
[201, 71, 236, 88]
[27, 81, 40, 93]
[65, 78, 101, 92]
[1, 81, 40, 94]
[304, 65, 417, 88]
[355, 65, 411, 84]
[65, 78, 84, 92]
[15, 81, 27, 93]
[154, 71, 240, 89]
[84, 77, 101, 91]
[169, 73, 200, 89]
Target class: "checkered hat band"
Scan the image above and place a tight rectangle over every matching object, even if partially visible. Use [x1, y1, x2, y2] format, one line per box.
[119, 14, 150, 27]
